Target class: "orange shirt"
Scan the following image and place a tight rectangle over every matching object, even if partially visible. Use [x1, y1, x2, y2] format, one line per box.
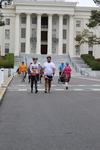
[19, 64, 27, 73]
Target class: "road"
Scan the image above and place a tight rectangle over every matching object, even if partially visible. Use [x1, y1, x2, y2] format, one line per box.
[0, 75, 100, 150]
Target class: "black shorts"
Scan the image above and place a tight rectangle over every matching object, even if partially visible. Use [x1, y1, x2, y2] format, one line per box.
[45, 75, 53, 81]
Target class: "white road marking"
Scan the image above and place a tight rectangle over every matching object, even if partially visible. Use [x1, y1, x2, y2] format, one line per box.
[18, 85, 26, 87]
[74, 76, 100, 82]
[8, 88, 100, 92]
[73, 89, 84, 91]
[8, 83, 100, 92]
[18, 89, 27, 91]
[91, 89, 100, 91]
[55, 89, 65, 91]
[92, 84, 100, 87]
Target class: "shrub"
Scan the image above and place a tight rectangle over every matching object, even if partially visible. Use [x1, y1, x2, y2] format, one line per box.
[0, 53, 14, 68]
[81, 54, 100, 70]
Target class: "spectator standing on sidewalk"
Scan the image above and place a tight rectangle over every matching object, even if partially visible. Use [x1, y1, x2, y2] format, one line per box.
[30, 58, 39, 93]
[43, 56, 56, 93]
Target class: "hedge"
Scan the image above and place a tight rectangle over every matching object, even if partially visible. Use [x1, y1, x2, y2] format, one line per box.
[0, 53, 14, 68]
[81, 54, 100, 70]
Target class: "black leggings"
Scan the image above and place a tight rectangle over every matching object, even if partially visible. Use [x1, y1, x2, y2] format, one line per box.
[31, 76, 38, 90]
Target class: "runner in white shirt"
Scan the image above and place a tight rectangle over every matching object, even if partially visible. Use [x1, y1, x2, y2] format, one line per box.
[43, 56, 56, 93]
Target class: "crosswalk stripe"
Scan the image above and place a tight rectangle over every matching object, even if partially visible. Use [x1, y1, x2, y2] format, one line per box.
[7, 87, 100, 92]
[91, 89, 100, 91]
[72, 89, 83, 91]
[54, 89, 65, 91]
[18, 89, 27, 91]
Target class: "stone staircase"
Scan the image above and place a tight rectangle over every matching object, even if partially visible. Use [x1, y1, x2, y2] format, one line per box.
[70, 57, 92, 76]
[15, 54, 81, 76]
[15, 54, 70, 67]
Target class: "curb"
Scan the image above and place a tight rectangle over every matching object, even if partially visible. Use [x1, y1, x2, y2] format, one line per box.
[0, 88, 6, 105]
[0, 76, 13, 105]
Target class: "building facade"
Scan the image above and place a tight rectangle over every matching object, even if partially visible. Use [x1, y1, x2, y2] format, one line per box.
[0, 0, 100, 58]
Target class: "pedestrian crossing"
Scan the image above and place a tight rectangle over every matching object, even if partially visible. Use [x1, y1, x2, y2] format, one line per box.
[7, 82, 100, 92]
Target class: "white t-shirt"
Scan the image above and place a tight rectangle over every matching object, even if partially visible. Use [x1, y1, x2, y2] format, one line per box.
[43, 62, 56, 76]
[30, 63, 39, 75]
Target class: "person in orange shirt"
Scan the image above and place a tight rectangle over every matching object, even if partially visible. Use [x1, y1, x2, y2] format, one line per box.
[19, 61, 27, 82]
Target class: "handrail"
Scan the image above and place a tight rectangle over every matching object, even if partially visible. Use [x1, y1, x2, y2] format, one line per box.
[68, 55, 90, 76]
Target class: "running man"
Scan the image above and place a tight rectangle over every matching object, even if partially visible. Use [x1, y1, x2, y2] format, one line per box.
[30, 58, 40, 93]
[43, 56, 56, 93]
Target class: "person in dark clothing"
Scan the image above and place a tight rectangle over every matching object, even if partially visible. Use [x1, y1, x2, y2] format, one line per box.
[28, 63, 32, 83]
[30, 58, 39, 93]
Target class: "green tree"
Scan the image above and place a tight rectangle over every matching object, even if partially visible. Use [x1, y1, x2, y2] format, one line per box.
[75, 10, 100, 48]
[87, 10, 100, 28]
[75, 29, 89, 46]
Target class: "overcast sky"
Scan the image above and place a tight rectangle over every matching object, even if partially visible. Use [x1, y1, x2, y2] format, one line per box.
[77, 0, 96, 6]
[65, 0, 97, 6]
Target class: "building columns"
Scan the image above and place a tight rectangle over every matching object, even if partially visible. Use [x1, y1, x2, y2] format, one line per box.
[48, 14, 52, 55]
[36, 14, 41, 54]
[26, 14, 31, 54]
[15, 14, 20, 56]
[69, 15, 74, 57]
[58, 15, 63, 55]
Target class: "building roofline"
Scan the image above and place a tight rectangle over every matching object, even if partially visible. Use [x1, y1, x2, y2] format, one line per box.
[75, 6, 100, 12]
[13, 1, 77, 7]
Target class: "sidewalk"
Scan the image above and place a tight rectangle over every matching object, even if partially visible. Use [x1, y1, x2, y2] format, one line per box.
[0, 76, 13, 104]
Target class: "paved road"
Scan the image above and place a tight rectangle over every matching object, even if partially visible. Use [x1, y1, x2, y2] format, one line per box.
[0, 76, 100, 150]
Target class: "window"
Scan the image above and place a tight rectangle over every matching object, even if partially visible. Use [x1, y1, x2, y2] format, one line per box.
[32, 29, 36, 37]
[32, 16, 37, 24]
[76, 45, 80, 55]
[88, 51, 93, 56]
[21, 28, 26, 38]
[41, 31, 47, 41]
[88, 44, 93, 56]
[53, 16, 57, 25]
[52, 29, 56, 37]
[5, 43, 9, 53]
[63, 44, 66, 54]
[76, 20, 81, 27]
[21, 16, 26, 24]
[63, 30, 67, 39]
[41, 17, 48, 28]
[5, 18, 10, 25]
[63, 18, 67, 25]
[21, 43, 25, 52]
[5, 29, 10, 39]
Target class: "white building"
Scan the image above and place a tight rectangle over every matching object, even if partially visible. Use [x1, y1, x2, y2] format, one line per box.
[0, 0, 100, 58]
